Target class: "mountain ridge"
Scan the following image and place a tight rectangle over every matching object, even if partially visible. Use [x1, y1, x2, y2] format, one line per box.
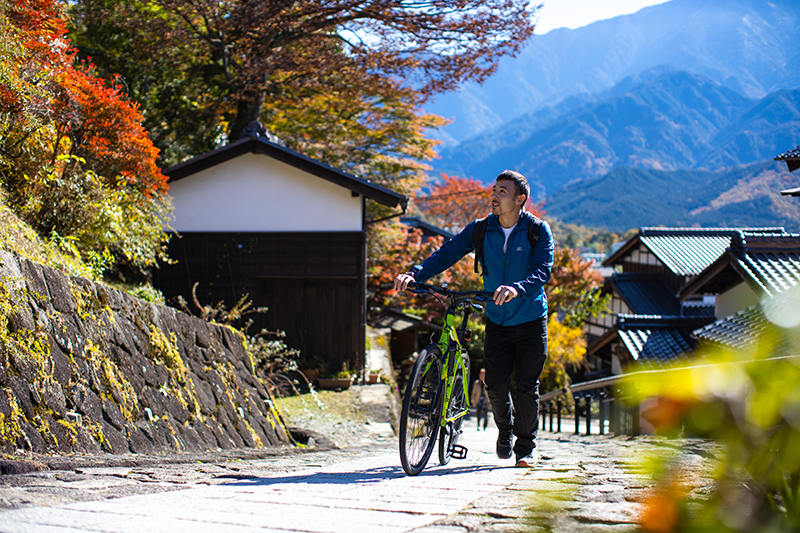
[433, 69, 800, 196]
[427, 0, 800, 146]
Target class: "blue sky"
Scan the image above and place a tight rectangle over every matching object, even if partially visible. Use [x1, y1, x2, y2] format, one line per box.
[534, 0, 672, 34]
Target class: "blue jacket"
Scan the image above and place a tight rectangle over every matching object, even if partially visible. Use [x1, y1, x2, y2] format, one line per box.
[410, 211, 554, 326]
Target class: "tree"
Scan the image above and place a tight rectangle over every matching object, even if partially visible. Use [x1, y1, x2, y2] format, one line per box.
[0, 0, 171, 276]
[70, 0, 538, 149]
[416, 173, 545, 233]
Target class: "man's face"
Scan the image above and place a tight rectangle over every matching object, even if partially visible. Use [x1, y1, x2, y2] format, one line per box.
[491, 179, 524, 217]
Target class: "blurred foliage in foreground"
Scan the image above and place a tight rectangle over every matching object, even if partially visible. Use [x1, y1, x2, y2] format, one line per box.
[626, 286, 800, 532]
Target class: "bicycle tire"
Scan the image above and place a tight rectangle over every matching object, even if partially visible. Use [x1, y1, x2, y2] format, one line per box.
[438, 355, 470, 465]
[399, 345, 443, 476]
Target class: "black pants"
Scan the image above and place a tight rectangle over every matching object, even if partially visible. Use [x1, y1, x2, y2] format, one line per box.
[484, 316, 548, 458]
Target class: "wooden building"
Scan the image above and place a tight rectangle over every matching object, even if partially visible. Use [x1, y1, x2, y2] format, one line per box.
[581, 227, 786, 377]
[155, 124, 407, 373]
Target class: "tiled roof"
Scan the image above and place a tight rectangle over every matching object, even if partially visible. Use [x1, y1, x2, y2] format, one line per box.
[775, 146, 800, 161]
[681, 303, 715, 317]
[618, 327, 694, 369]
[616, 315, 714, 369]
[775, 146, 800, 172]
[640, 228, 788, 276]
[737, 251, 800, 297]
[399, 217, 455, 241]
[610, 274, 680, 315]
[604, 227, 788, 275]
[693, 288, 800, 353]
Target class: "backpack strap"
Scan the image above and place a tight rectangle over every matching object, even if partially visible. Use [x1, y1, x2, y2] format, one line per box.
[472, 215, 543, 276]
[527, 216, 542, 249]
[472, 217, 489, 275]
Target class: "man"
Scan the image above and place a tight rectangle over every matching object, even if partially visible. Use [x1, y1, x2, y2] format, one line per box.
[394, 170, 553, 467]
[471, 368, 489, 431]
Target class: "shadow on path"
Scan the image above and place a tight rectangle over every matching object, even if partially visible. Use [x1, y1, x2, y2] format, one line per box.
[219, 462, 510, 487]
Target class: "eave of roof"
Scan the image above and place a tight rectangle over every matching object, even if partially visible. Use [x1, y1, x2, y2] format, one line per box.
[692, 287, 800, 352]
[775, 145, 800, 173]
[164, 134, 408, 209]
[618, 327, 695, 369]
[399, 216, 455, 240]
[604, 227, 789, 276]
[680, 235, 800, 299]
[781, 186, 800, 196]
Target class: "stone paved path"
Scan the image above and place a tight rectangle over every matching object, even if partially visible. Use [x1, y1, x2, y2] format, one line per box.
[0, 422, 718, 533]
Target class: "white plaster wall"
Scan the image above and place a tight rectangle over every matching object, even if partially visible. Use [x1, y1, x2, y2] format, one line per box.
[715, 282, 760, 319]
[168, 153, 363, 232]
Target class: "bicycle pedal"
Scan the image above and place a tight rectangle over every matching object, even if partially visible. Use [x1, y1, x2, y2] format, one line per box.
[451, 445, 468, 459]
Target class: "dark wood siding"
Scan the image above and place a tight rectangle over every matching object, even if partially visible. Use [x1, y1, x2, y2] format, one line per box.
[154, 232, 365, 372]
[620, 262, 688, 295]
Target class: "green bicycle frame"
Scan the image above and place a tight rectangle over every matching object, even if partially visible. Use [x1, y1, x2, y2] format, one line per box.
[432, 308, 471, 426]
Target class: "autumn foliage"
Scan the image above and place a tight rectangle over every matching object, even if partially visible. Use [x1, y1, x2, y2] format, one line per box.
[70, 0, 538, 150]
[0, 0, 171, 275]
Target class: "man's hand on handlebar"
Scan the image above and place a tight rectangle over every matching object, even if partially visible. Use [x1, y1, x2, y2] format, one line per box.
[394, 273, 416, 292]
[493, 285, 518, 306]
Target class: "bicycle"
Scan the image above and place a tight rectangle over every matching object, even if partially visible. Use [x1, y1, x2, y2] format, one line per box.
[398, 282, 492, 476]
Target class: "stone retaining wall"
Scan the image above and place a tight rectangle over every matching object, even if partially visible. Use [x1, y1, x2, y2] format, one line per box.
[0, 250, 292, 456]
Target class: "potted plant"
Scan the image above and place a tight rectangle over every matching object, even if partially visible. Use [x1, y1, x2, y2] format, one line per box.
[298, 357, 324, 384]
[317, 368, 355, 391]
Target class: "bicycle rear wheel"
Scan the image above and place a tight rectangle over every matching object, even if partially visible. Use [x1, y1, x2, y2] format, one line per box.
[438, 356, 470, 465]
[399, 345, 443, 476]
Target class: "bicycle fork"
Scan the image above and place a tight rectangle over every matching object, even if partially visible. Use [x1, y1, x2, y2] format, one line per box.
[440, 342, 469, 460]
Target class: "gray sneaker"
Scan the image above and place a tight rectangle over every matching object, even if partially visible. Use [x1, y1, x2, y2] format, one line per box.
[515, 450, 539, 468]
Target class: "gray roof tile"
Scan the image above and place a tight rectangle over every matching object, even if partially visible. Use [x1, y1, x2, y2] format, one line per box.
[692, 287, 800, 353]
[610, 274, 680, 315]
[618, 328, 694, 369]
[738, 251, 800, 297]
[606, 227, 788, 275]
[775, 146, 800, 160]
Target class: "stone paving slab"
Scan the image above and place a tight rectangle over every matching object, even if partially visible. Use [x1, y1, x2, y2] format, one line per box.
[0, 424, 719, 533]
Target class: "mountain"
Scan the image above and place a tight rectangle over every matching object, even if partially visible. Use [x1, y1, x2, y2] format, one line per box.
[544, 161, 800, 232]
[434, 70, 800, 196]
[427, 0, 800, 146]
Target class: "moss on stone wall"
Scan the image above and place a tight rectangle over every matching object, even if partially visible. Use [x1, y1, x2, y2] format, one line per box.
[0, 250, 293, 456]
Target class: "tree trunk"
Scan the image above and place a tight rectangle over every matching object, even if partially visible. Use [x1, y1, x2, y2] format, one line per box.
[229, 90, 267, 141]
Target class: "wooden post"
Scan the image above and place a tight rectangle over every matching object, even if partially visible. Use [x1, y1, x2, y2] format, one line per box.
[549, 401, 554, 432]
[585, 395, 592, 436]
[598, 392, 606, 435]
[610, 397, 619, 435]
[574, 396, 580, 435]
[556, 399, 562, 433]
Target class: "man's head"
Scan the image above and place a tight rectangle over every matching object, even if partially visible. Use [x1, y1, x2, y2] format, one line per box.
[492, 170, 529, 218]
[496, 170, 529, 204]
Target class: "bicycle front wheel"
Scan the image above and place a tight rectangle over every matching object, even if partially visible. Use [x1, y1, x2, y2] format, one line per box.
[399, 345, 443, 476]
[439, 356, 470, 465]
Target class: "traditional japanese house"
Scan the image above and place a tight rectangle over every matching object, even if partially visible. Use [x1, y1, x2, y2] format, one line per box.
[155, 123, 407, 374]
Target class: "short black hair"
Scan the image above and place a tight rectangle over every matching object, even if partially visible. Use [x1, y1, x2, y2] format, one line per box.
[496, 170, 530, 203]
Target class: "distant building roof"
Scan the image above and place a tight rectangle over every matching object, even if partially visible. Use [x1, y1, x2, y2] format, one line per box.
[692, 288, 799, 353]
[680, 232, 800, 299]
[775, 145, 800, 173]
[399, 217, 455, 241]
[616, 315, 712, 369]
[164, 123, 408, 210]
[604, 227, 786, 276]
[609, 274, 680, 315]
[370, 308, 437, 332]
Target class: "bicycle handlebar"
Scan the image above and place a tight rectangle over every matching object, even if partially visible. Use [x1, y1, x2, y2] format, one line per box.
[407, 281, 493, 302]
